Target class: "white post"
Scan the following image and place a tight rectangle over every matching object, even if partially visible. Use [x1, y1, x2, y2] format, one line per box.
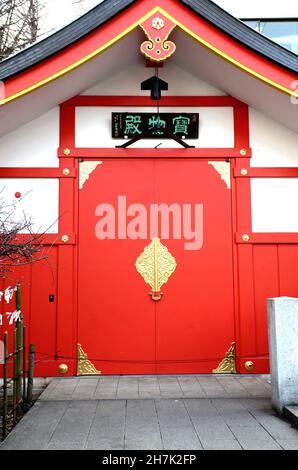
[267, 297, 298, 414]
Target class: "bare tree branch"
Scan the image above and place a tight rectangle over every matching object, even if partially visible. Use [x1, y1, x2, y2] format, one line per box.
[0, 0, 43, 61]
[0, 194, 48, 277]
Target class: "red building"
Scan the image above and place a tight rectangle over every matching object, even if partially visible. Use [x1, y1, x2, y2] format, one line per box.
[0, 0, 297, 376]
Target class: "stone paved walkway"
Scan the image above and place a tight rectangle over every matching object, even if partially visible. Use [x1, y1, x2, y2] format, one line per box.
[1, 375, 298, 450]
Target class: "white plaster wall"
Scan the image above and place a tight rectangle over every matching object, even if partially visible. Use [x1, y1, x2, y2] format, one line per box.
[0, 108, 59, 167]
[213, 0, 298, 18]
[0, 179, 59, 233]
[249, 108, 298, 167]
[75, 106, 234, 148]
[251, 178, 298, 232]
[81, 62, 226, 96]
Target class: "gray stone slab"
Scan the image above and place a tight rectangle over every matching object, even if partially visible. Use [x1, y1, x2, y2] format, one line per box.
[86, 438, 124, 450]
[234, 377, 270, 397]
[239, 398, 272, 410]
[229, 425, 282, 450]
[196, 377, 228, 397]
[71, 378, 99, 399]
[178, 377, 206, 397]
[48, 400, 97, 445]
[40, 378, 80, 400]
[86, 400, 126, 448]
[212, 398, 260, 427]
[125, 437, 163, 450]
[46, 442, 85, 450]
[215, 376, 249, 397]
[277, 440, 298, 450]
[125, 399, 163, 449]
[139, 377, 161, 398]
[158, 377, 183, 397]
[156, 400, 202, 450]
[0, 401, 69, 450]
[201, 439, 242, 450]
[251, 409, 298, 441]
[93, 377, 119, 398]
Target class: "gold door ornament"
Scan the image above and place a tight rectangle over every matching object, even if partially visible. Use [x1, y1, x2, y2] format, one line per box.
[212, 341, 236, 374]
[77, 343, 101, 375]
[135, 238, 177, 301]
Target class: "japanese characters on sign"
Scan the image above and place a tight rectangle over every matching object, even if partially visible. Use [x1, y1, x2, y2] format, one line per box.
[112, 113, 199, 139]
[0, 286, 21, 326]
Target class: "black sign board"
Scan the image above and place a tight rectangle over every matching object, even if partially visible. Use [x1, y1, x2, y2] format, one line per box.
[112, 113, 199, 139]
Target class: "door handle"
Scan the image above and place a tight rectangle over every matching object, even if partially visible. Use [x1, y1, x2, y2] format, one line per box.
[148, 292, 163, 301]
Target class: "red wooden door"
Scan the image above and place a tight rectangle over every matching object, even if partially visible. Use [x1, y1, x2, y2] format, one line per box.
[78, 158, 235, 374]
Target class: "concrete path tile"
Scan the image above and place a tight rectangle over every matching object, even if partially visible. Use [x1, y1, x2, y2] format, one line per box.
[239, 398, 272, 410]
[117, 377, 139, 398]
[86, 400, 126, 450]
[48, 400, 97, 446]
[250, 409, 298, 441]
[71, 378, 99, 399]
[139, 377, 161, 398]
[202, 439, 242, 450]
[93, 377, 119, 399]
[125, 400, 163, 450]
[156, 400, 202, 450]
[184, 399, 239, 447]
[0, 401, 69, 450]
[229, 426, 282, 450]
[46, 442, 85, 450]
[277, 440, 298, 450]
[212, 398, 260, 427]
[235, 377, 271, 397]
[158, 377, 183, 398]
[196, 377, 228, 397]
[177, 376, 206, 397]
[215, 376, 249, 397]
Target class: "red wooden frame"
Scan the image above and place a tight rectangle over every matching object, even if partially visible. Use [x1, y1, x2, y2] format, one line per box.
[3, 94, 297, 375]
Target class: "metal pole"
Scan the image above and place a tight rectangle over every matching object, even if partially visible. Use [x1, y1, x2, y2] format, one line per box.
[26, 344, 35, 407]
[2, 331, 8, 439]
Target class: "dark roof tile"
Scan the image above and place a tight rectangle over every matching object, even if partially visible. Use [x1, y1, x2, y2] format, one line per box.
[0, 0, 297, 81]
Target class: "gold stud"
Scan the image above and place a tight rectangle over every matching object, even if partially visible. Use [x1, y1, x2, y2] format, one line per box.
[63, 148, 71, 156]
[61, 235, 69, 243]
[58, 364, 68, 374]
[62, 168, 70, 176]
[245, 360, 254, 371]
[240, 168, 248, 176]
[240, 148, 247, 156]
[242, 234, 250, 242]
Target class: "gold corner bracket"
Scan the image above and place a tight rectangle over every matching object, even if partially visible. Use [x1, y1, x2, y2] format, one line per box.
[213, 341, 236, 374]
[77, 343, 101, 375]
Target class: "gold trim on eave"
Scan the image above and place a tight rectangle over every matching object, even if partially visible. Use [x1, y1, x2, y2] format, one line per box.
[1, 6, 297, 106]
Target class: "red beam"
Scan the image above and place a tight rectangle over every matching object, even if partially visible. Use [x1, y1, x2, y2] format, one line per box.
[236, 232, 298, 244]
[58, 147, 252, 158]
[62, 95, 244, 107]
[234, 167, 298, 177]
[0, 168, 76, 178]
[15, 233, 76, 245]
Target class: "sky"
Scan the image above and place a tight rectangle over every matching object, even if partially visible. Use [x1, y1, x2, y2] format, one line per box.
[39, 0, 297, 38]
[40, 0, 103, 36]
